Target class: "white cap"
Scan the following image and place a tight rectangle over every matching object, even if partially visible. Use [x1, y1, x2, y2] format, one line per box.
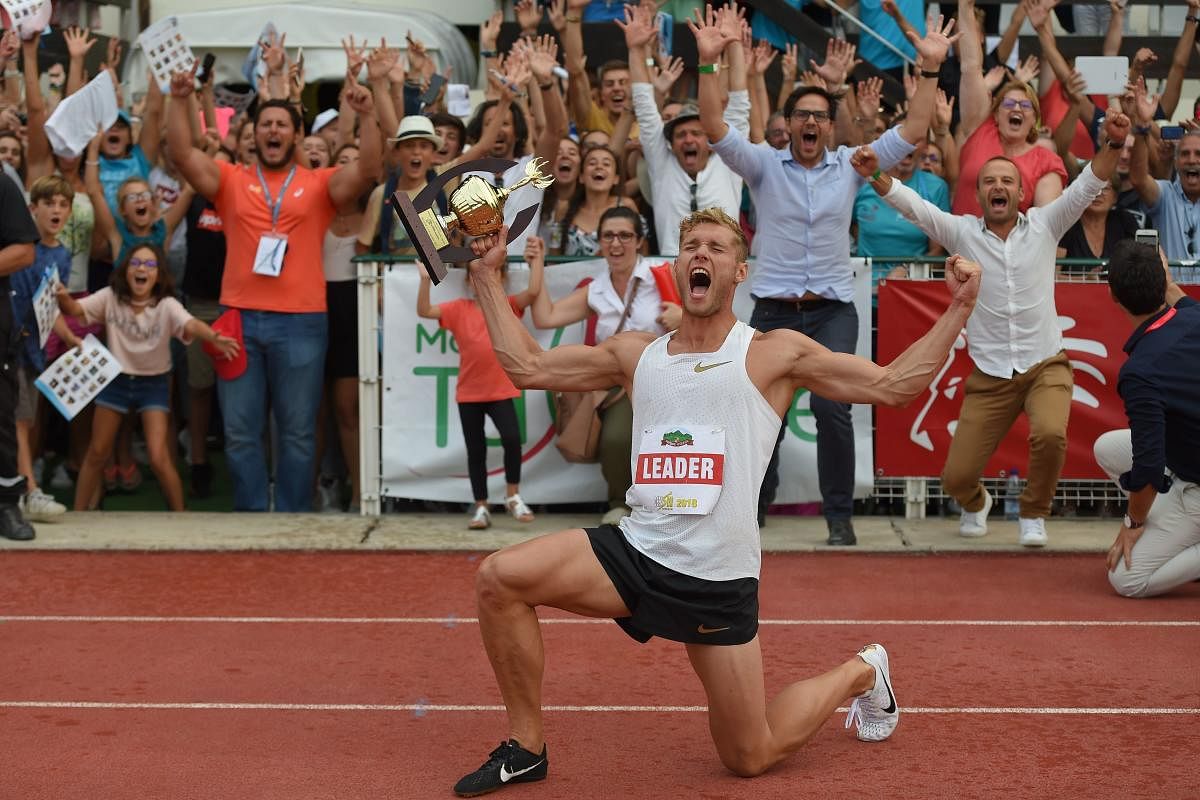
[311, 108, 339, 134]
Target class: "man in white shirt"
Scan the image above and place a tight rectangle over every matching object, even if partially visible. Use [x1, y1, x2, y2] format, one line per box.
[618, 4, 748, 255]
[850, 111, 1132, 546]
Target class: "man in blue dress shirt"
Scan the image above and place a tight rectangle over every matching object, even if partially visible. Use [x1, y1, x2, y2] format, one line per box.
[694, 5, 961, 543]
[1095, 240, 1200, 597]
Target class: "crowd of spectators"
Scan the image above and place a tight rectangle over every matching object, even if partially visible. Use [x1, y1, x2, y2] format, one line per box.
[1, 0, 1197, 539]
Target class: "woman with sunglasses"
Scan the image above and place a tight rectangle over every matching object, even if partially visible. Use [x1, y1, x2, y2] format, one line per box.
[55, 244, 238, 511]
[531, 206, 681, 525]
[953, 73, 1068, 215]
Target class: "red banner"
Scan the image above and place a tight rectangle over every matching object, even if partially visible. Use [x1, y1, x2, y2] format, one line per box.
[874, 280, 1200, 479]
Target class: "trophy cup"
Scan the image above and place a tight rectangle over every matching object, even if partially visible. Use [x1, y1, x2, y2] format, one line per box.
[392, 157, 554, 284]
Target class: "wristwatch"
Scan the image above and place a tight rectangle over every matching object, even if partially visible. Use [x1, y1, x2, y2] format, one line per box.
[1123, 513, 1144, 529]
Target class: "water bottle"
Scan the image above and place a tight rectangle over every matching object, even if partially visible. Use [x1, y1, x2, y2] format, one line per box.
[1004, 469, 1021, 520]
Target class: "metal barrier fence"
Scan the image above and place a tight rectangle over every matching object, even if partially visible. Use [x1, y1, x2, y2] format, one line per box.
[353, 254, 1194, 518]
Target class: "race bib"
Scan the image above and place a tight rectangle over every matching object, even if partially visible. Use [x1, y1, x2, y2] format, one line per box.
[253, 232, 288, 277]
[630, 425, 725, 515]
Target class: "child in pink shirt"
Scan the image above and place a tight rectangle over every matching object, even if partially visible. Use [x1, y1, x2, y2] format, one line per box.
[57, 244, 237, 511]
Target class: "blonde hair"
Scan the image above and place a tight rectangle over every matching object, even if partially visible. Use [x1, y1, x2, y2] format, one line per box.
[678, 208, 748, 263]
[990, 81, 1042, 145]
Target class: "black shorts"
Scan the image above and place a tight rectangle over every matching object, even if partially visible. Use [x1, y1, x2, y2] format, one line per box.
[585, 525, 759, 646]
[325, 279, 359, 380]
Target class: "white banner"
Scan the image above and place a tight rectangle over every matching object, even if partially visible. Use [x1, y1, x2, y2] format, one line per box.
[381, 258, 874, 505]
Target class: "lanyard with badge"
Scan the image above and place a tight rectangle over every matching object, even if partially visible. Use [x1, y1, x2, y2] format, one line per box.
[253, 164, 297, 277]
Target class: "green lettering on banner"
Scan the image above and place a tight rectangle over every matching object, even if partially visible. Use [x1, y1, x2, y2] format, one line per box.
[416, 323, 449, 354]
[413, 366, 457, 446]
[786, 389, 817, 443]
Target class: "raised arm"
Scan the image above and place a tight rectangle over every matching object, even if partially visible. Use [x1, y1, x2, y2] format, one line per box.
[530, 278, 590, 329]
[513, 235, 546, 309]
[1033, 114, 1130, 238]
[328, 81, 382, 208]
[469, 228, 641, 391]
[562, 0, 595, 127]
[1125, 80, 1162, 208]
[63, 26, 96, 97]
[366, 41, 402, 143]
[1159, 0, 1200, 119]
[526, 36, 568, 166]
[416, 269, 442, 319]
[901, 17, 961, 146]
[84, 134, 121, 260]
[21, 35, 52, 183]
[992, 1, 1027, 67]
[166, 65, 221, 199]
[139, 73, 164, 165]
[1103, 0, 1126, 57]
[692, 4, 740, 144]
[852, 144, 964, 251]
[956, 0, 990, 139]
[768, 255, 980, 407]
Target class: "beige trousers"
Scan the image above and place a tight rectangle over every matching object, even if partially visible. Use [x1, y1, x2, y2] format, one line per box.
[941, 351, 1072, 519]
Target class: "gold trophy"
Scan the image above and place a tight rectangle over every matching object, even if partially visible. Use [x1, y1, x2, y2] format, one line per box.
[392, 157, 553, 284]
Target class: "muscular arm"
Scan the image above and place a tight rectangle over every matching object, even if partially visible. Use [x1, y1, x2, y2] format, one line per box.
[469, 232, 642, 391]
[754, 266, 978, 408]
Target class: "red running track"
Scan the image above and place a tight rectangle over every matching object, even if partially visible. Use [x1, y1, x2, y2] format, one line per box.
[1, 551, 1197, 800]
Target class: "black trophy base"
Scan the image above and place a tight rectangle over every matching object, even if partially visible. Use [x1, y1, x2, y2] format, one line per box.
[392, 190, 448, 284]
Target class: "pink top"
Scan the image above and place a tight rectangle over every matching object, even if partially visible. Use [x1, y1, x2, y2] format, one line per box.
[952, 117, 1069, 217]
[78, 288, 193, 375]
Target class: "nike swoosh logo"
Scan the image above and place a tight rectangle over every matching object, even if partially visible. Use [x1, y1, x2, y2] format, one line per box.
[499, 759, 544, 783]
[693, 361, 732, 373]
[696, 624, 730, 634]
[881, 676, 897, 715]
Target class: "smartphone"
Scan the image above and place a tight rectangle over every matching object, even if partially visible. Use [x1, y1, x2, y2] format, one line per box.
[196, 52, 216, 85]
[420, 73, 447, 107]
[294, 47, 305, 87]
[1161, 126, 1184, 141]
[1135, 229, 1159, 249]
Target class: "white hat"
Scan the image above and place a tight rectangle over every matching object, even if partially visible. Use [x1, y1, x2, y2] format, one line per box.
[389, 115, 444, 149]
[311, 108, 339, 134]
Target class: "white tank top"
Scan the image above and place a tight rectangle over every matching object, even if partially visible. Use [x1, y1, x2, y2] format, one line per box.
[619, 321, 782, 581]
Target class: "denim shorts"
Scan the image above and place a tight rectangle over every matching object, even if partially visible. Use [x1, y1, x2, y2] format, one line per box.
[95, 372, 171, 414]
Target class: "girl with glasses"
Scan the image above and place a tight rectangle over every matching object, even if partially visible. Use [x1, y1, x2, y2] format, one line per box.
[55, 244, 238, 512]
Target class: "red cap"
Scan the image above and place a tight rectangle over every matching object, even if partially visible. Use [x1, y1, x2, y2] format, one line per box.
[203, 309, 247, 381]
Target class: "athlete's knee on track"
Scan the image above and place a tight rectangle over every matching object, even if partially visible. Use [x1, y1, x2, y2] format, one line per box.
[716, 743, 772, 778]
[1108, 565, 1149, 598]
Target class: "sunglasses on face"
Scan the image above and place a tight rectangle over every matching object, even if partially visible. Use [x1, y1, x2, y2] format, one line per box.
[128, 257, 159, 269]
[600, 231, 637, 243]
[122, 191, 154, 204]
[790, 109, 831, 122]
[1000, 99, 1035, 112]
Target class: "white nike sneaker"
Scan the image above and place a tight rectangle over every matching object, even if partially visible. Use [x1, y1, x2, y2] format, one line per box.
[846, 643, 899, 742]
[1018, 517, 1048, 547]
[958, 489, 993, 538]
[22, 488, 66, 521]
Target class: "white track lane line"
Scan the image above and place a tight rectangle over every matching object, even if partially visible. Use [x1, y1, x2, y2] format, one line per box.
[0, 701, 1197, 714]
[0, 616, 1196, 626]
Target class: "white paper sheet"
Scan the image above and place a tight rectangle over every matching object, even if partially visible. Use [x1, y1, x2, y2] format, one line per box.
[0, 0, 51, 39]
[137, 16, 195, 92]
[35, 334, 123, 421]
[31, 269, 61, 348]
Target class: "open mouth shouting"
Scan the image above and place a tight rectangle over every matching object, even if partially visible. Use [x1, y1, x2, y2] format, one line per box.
[688, 265, 712, 301]
[987, 191, 1010, 214]
[262, 135, 285, 163]
[799, 128, 820, 149]
[1181, 167, 1200, 182]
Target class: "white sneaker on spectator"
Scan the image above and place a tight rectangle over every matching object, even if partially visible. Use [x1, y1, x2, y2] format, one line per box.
[22, 488, 66, 521]
[845, 643, 899, 742]
[505, 493, 534, 523]
[49, 464, 73, 490]
[468, 505, 491, 530]
[958, 489, 993, 538]
[1018, 517, 1048, 547]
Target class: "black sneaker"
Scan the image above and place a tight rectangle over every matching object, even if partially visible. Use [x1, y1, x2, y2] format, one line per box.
[0, 503, 35, 541]
[453, 739, 548, 797]
[826, 518, 857, 546]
